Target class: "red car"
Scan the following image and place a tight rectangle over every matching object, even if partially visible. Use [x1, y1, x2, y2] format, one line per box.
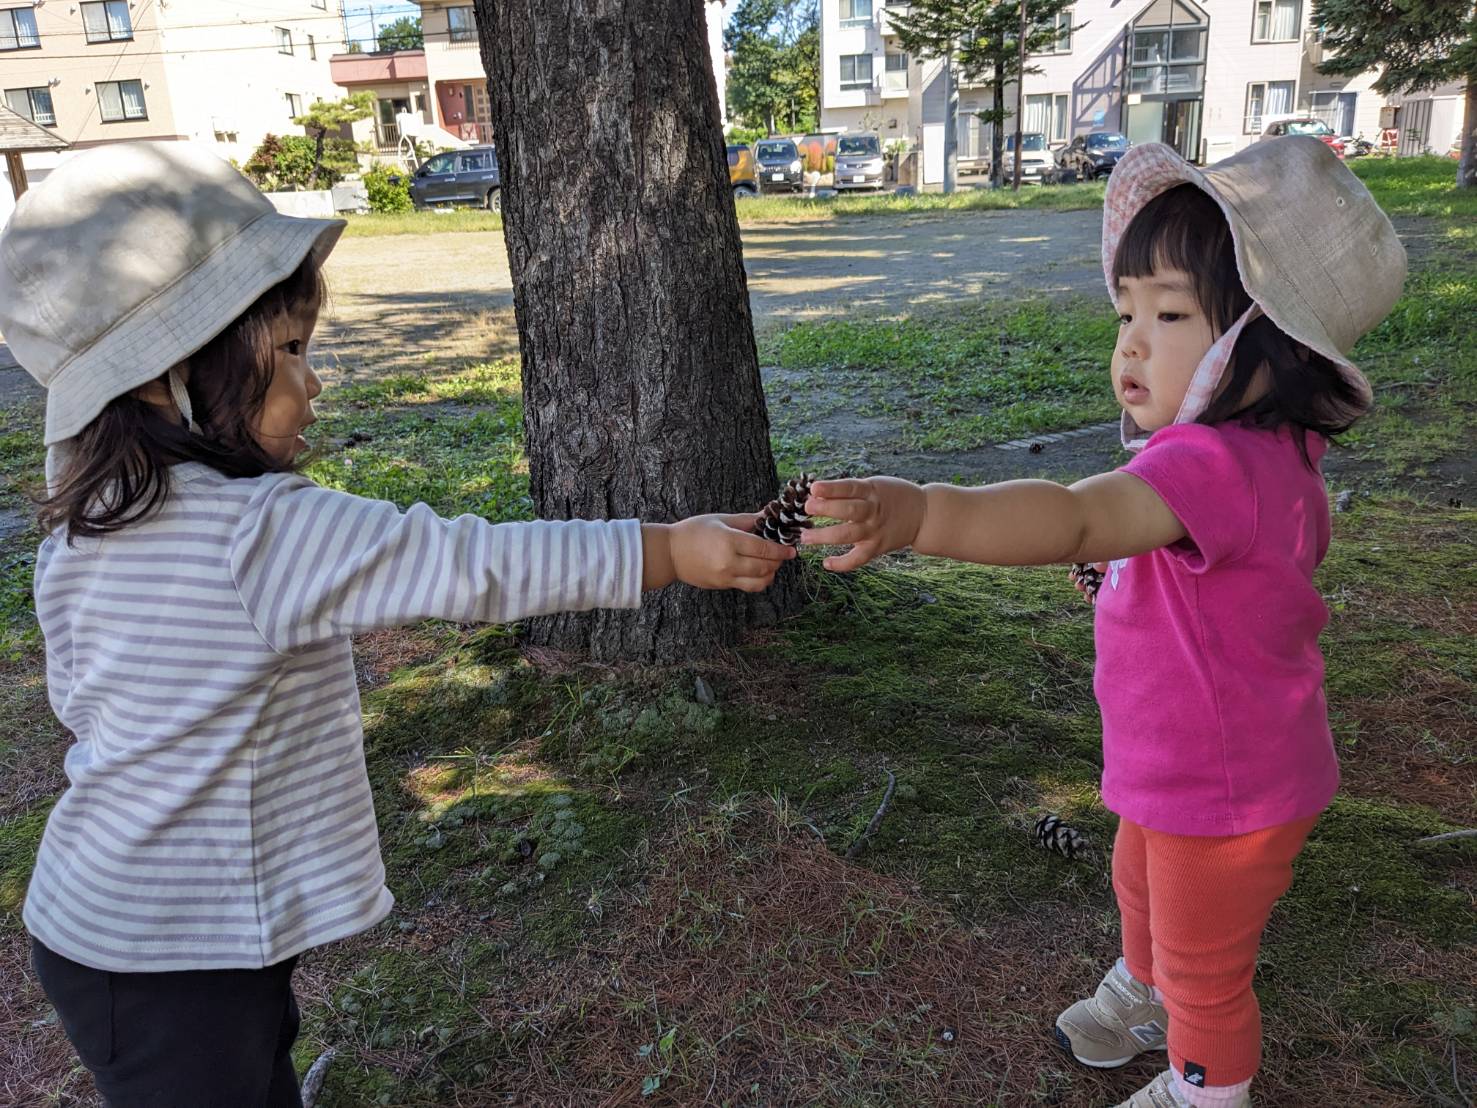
[1259, 117, 1345, 158]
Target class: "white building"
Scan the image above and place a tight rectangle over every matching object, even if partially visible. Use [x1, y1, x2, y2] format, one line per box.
[2, 0, 345, 217]
[819, 0, 1404, 181]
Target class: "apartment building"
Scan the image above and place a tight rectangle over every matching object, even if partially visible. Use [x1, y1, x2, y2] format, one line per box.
[819, 0, 1393, 180]
[408, 0, 729, 147]
[1, 0, 344, 213]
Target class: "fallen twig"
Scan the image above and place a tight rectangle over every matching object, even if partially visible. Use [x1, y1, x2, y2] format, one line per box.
[845, 770, 897, 860]
[1415, 829, 1477, 844]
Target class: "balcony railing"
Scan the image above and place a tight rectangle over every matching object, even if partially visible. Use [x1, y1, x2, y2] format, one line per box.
[882, 70, 908, 95]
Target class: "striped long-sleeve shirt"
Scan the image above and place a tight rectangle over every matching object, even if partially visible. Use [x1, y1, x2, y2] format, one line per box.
[25, 462, 643, 972]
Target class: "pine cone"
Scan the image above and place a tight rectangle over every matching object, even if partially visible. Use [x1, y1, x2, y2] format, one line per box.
[1070, 562, 1105, 604]
[1034, 813, 1087, 860]
[754, 473, 815, 546]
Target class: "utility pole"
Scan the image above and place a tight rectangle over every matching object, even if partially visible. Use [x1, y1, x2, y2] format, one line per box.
[1013, 0, 1026, 190]
[943, 46, 958, 194]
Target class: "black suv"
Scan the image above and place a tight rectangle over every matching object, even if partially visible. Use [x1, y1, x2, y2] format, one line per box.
[1055, 132, 1130, 179]
[408, 145, 501, 211]
[754, 138, 804, 192]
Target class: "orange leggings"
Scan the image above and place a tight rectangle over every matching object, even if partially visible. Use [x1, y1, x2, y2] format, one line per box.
[1113, 816, 1317, 1087]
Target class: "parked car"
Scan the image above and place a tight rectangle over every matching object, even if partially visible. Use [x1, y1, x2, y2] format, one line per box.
[728, 144, 759, 197]
[409, 146, 501, 211]
[1056, 131, 1131, 178]
[754, 137, 805, 192]
[989, 132, 1053, 182]
[834, 132, 885, 191]
[1259, 117, 1345, 158]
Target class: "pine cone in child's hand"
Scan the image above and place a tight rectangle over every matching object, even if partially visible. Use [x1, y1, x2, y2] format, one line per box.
[1069, 562, 1105, 604]
[1034, 813, 1087, 860]
[753, 473, 815, 546]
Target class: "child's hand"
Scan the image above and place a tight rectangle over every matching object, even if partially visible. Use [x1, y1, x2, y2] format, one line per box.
[642, 515, 795, 592]
[799, 477, 927, 572]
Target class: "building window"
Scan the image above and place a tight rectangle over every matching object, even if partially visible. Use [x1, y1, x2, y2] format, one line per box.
[97, 79, 147, 122]
[1034, 7, 1073, 54]
[81, 1, 133, 43]
[286, 92, 304, 118]
[839, 53, 873, 90]
[1252, 0, 1300, 43]
[1244, 80, 1293, 133]
[447, 6, 476, 42]
[308, 34, 316, 59]
[883, 50, 909, 92]
[5, 86, 55, 125]
[276, 26, 293, 54]
[0, 6, 40, 50]
[1024, 92, 1069, 143]
[1129, 25, 1206, 94]
[312, 0, 327, 7]
[839, 0, 872, 28]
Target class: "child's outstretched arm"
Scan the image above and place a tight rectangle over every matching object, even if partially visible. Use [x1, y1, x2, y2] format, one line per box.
[229, 480, 793, 652]
[802, 474, 1187, 572]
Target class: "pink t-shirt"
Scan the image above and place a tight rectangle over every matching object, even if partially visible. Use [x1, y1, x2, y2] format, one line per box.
[1093, 422, 1339, 836]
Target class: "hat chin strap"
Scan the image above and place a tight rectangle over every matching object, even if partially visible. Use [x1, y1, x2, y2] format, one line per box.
[167, 367, 202, 435]
[1121, 303, 1262, 451]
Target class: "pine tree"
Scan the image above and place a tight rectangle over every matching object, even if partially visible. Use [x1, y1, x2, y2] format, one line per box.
[292, 92, 374, 189]
[890, 0, 1078, 191]
[1312, 0, 1476, 188]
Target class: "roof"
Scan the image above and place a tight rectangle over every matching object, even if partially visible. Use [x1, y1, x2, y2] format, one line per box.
[0, 105, 68, 153]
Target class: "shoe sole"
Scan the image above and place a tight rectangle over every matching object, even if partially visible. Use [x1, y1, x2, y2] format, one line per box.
[1052, 1023, 1165, 1069]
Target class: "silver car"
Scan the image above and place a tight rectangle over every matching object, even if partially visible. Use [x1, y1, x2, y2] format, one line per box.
[834, 132, 885, 191]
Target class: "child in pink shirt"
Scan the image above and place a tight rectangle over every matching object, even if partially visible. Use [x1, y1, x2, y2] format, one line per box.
[800, 138, 1406, 1108]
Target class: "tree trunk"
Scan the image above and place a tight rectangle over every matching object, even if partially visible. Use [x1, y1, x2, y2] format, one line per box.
[307, 129, 325, 190]
[1013, 1, 1026, 191]
[474, 0, 803, 664]
[990, 77, 1006, 189]
[1460, 77, 1477, 189]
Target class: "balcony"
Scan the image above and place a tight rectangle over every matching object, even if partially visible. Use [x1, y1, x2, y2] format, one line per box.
[329, 49, 427, 85]
[878, 3, 910, 37]
[882, 69, 908, 97]
[1304, 29, 1325, 66]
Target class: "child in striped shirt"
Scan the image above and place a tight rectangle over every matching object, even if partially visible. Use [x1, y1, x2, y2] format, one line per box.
[0, 143, 793, 1107]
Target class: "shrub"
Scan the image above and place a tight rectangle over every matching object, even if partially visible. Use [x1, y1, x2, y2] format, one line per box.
[363, 164, 413, 213]
[243, 134, 358, 191]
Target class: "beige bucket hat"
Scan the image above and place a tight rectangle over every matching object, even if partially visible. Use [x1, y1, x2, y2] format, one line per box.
[0, 140, 344, 447]
[1102, 137, 1406, 448]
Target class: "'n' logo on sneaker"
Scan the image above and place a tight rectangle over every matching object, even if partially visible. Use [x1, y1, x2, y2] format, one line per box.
[1184, 1061, 1207, 1086]
[1129, 1020, 1165, 1045]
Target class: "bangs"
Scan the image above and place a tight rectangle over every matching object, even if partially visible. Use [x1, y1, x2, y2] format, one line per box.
[1111, 183, 1250, 335]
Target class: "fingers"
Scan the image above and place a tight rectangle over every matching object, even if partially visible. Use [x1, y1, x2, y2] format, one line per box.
[822, 541, 879, 573]
[809, 478, 869, 501]
[804, 495, 873, 524]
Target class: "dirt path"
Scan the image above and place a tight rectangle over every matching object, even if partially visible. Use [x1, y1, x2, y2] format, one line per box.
[310, 209, 1107, 379]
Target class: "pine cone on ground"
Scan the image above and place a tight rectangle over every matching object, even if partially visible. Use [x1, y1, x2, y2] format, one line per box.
[1070, 562, 1105, 604]
[754, 473, 815, 546]
[1034, 813, 1088, 860]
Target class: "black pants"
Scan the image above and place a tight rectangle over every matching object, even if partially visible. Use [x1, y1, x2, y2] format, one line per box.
[30, 938, 303, 1108]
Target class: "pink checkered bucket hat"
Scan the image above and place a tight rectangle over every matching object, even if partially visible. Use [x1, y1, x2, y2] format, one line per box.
[1102, 138, 1406, 449]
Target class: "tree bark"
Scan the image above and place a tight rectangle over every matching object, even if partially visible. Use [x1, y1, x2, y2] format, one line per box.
[942, 50, 957, 194]
[1460, 77, 1477, 190]
[474, 0, 803, 663]
[990, 76, 1006, 189]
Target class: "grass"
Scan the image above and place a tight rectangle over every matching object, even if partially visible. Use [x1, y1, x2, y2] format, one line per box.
[1, 168, 1474, 1105]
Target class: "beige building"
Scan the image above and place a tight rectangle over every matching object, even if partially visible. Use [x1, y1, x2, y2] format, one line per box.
[1, 0, 345, 215]
[820, 0, 1397, 181]
[405, 0, 728, 147]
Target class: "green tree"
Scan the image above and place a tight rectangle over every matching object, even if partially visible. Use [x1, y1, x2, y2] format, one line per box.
[891, 0, 1077, 191]
[243, 134, 359, 191]
[1312, 0, 1476, 187]
[376, 14, 423, 51]
[725, 0, 819, 134]
[292, 92, 375, 188]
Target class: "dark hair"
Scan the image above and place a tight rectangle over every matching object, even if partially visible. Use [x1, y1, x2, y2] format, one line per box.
[38, 256, 326, 541]
[1111, 183, 1369, 464]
